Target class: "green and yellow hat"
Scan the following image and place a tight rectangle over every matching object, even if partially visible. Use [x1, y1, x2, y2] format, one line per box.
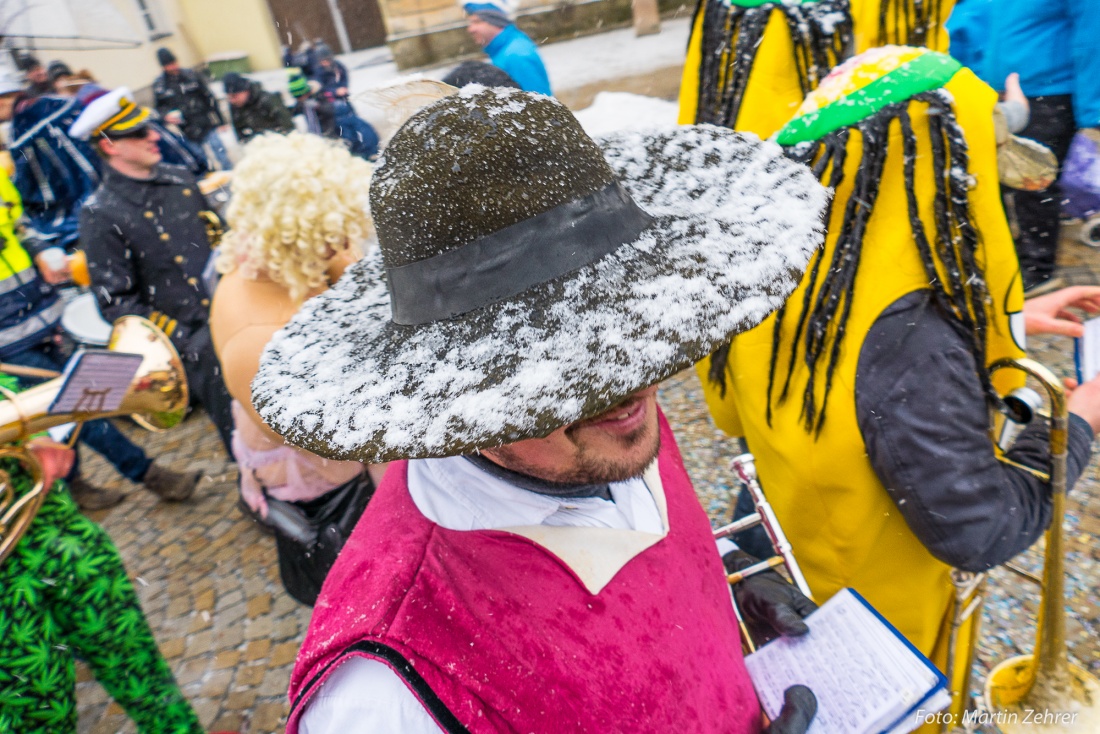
[775, 45, 960, 146]
[69, 87, 152, 141]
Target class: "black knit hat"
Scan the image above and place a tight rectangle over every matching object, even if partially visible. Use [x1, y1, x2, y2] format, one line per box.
[253, 87, 827, 462]
[442, 61, 520, 90]
[156, 47, 176, 67]
[222, 72, 250, 95]
[47, 61, 72, 83]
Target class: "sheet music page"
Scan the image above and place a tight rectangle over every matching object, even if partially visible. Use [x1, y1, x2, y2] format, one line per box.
[49, 351, 144, 415]
[743, 588, 946, 734]
[1078, 317, 1100, 383]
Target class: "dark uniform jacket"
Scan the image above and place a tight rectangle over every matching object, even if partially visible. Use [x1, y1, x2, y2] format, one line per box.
[153, 68, 225, 143]
[79, 164, 213, 358]
[230, 82, 294, 143]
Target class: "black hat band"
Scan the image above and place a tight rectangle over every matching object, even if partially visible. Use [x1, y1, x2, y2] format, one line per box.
[386, 181, 654, 325]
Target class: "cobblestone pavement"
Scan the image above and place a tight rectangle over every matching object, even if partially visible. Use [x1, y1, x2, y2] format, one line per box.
[75, 236, 1098, 732]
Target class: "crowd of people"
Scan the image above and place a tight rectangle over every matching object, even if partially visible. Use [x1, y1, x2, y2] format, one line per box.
[0, 0, 1097, 733]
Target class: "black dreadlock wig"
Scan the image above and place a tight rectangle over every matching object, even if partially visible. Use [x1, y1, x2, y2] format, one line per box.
[709, 90, 1001, 435]
[878, 0, 946, 49]
[692, 0, 852, 128]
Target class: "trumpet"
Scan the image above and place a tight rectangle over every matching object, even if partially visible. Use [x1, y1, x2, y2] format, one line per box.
[0, 316, 188, 565]
[978, 358, 1099, 732]
[714, 453, 813, 653]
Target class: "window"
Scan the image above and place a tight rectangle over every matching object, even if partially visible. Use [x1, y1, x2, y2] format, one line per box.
[133, 0, 173, 41]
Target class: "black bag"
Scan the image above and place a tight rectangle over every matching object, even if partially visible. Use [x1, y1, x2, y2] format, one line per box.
[268, 471, 375, 605]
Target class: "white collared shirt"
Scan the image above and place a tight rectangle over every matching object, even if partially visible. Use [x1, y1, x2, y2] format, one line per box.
[300, 455, 666, 734]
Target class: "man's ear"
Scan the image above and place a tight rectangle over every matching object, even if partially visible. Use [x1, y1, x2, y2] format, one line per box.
[96, 136, 113, 156]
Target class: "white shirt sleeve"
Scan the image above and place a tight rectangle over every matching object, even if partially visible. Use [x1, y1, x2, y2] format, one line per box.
[298, 656, 444, 734]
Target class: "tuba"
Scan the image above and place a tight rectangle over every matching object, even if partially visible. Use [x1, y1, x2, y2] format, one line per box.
[977, 358, 1100, 732]
[0, 316, 188, 564]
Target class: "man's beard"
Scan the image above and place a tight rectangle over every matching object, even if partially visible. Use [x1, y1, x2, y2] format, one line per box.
[490, 421, 661, 485]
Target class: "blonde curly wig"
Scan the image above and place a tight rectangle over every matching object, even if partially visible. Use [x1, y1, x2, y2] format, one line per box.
[216, 132, 374, 302]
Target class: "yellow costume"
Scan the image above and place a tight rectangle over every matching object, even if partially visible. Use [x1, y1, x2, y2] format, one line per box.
[678, 0, 851, 139]
[700, 47, 1024, 720]
[851, 0, 955, 53]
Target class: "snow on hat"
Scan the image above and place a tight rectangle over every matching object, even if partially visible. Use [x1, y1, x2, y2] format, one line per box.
[69, 87, 151, 140]
[252, 87, 828, 463]
[461, 0, 516, 26]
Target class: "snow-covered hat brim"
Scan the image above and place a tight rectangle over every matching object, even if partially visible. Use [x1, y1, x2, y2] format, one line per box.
[253, 125, 827, 463]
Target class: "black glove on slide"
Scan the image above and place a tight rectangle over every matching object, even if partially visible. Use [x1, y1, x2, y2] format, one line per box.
[723, 549, 818, 641]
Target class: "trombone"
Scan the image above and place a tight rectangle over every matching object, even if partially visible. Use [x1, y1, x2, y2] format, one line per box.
[0, 316, 188, 565]
[714, 453, 813, 653]
[976, 358, 1099, 732]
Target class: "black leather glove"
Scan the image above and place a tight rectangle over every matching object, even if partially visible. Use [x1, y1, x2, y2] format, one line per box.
[764, 685, 817, 734]
[723, 549, 817, 642]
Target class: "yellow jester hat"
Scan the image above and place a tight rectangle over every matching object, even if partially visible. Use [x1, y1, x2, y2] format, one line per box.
[679, 0, 851, 139]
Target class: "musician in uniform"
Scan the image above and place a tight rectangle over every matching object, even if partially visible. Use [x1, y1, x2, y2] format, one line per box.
[699, 46, 1100, 723]
[70, 89, 234, 456]
[252, 88, 826, 733]
[0, 378, 210, 733]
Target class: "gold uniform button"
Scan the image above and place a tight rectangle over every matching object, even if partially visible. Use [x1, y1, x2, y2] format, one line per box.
[160, 232, 171, 241]
[187, 277, 198, 286]
[174, 255, 184, 264]
[144, 211, 154, 218]
[201, 298, 210, 307]
[182, 188, 192, 196]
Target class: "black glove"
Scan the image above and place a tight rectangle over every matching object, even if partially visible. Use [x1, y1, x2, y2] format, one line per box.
[763, 685, 817, 734]
[723, 549, 817, 642]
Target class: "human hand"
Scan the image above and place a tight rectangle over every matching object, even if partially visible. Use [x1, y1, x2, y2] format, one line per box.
[34, 248, 71, 284]
[1003, 73, 1027, 110]
[165, 110, 184, 125]
[239, 471, 269, 518]
[25, 437, 75, 487]
[725, 549, 817, 641]
[763, 685, 817, 734]
[1023, 286, 1100, 337]
[1064, 375, 1100, 433]
[336, 86, 348, 98]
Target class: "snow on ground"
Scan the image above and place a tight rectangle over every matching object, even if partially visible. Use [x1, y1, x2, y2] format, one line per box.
[573, 91, 679, 137]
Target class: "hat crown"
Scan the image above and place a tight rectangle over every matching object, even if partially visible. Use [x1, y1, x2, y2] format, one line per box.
[371, 87, 617, 269]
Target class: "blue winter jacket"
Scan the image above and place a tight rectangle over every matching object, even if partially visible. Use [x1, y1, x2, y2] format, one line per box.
[484, 25, 552, 96]
[946, 0, 1100, 128]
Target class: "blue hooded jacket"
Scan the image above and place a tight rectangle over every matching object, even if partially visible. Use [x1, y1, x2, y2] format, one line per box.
[483, 24, 552, 96]
[946, 0, 1100, 128]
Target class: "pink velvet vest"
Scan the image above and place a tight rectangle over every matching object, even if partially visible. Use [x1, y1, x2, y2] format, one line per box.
[286, 415, 761, 733]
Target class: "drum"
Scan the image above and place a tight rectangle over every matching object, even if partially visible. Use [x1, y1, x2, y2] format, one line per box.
[60, 292, 112, 347]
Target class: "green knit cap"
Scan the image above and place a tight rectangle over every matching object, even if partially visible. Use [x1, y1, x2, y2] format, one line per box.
[288, 73, 311, 98]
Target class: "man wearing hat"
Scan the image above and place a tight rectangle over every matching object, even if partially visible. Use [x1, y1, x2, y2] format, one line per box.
[288, 73, 379, 160]
[308, 42, 351, 101]
[16, 53, 52, 97]
[461, 0, 551, 96]
[254, 88, 826, 732]
[223, 72, 294, 143]
[71, 88, 235, 456]
[153, 47, 232, 170]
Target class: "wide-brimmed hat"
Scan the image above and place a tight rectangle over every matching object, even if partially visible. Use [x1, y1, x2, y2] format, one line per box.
[252, 87, 827, 463]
